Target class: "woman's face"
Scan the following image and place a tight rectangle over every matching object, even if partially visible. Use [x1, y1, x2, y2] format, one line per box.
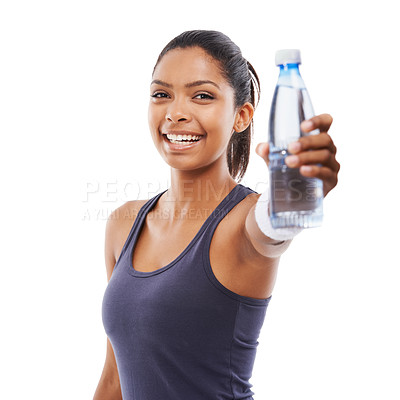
[148, 46, 239, 173]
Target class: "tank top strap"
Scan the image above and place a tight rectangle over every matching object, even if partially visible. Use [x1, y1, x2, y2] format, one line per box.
[115, 189, 168, 268]
[137, 189, 168, 220]
[204, 183, 256, 235]
[129, 189, 168, 242]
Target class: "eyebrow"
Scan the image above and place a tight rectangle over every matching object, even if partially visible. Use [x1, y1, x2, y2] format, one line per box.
[151, 79, 220, 90]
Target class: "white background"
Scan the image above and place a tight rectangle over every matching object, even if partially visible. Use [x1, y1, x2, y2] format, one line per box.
[1, 0, 399, 398]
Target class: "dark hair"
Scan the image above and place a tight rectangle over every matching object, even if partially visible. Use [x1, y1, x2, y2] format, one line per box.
[153, 30, 260, 182]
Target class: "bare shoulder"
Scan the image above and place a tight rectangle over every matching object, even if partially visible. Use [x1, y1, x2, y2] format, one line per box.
[217, 190, 288, 261]
[107, 199, 148, 230]
[226, 191, 260, 226]
[238, 191, 260, 210]
[210, 191, 282, 299]
[215, 191, 259, 248]
[104, 199, 148, 281]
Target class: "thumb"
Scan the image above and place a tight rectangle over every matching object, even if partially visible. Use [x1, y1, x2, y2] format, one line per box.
[255, 142, 270, 166]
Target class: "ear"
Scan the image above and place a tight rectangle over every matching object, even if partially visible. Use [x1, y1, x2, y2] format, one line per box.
[233, 102, 254, 133]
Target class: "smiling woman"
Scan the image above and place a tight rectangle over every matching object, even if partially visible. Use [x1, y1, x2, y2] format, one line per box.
[94, 30, 339, 400]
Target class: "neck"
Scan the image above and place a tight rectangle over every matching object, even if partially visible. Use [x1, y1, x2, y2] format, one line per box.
[164, 160, 237, 212]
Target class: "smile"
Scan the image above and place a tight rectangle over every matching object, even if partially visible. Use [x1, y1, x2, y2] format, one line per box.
[165, 133, 201, 143]
[162, 133, 204, 150]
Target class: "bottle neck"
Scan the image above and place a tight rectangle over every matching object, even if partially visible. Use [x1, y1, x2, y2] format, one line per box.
[277, 63, 306, 89]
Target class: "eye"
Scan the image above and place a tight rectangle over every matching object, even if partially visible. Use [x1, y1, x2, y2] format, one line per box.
[194, 93, 214, 100]
[150, 92, 169, 98]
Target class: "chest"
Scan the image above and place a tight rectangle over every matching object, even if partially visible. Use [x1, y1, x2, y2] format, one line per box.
[130, 211, 272, 300]
[132, 216, 217, 272]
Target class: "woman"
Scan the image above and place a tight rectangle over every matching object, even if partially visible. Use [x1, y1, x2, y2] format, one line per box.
[95, 30, 340, 399]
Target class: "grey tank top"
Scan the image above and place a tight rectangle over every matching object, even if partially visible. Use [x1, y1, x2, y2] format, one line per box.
[102, 183, 272, 399]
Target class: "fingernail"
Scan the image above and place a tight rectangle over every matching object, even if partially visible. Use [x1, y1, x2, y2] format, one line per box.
[301, 165, 313, 173]
[288, 141, 301, 153]
[301, 120, 313, 131]
[285, 155, 299, 167]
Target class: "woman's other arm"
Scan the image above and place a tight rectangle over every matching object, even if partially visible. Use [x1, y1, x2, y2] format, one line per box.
[93, 210, 123, 400]
[93, 338, 122, 400]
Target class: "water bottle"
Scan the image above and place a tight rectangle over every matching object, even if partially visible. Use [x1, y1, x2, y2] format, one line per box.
[268, 49, 323, 229]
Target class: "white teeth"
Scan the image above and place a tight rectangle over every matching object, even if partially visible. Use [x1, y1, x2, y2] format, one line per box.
[166, 133, 201, 142]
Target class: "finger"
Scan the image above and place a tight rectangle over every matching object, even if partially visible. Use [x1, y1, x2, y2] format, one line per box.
[299, 165, 338, 196]
[289, 132, 337, 155]
[299, 164, 333, 178]
[301, 113, 333, 134]
[285, 148, 340, 172]
[255, 142, 270, 166]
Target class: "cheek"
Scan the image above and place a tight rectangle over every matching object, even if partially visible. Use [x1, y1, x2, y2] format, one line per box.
[208, 102, 236, 138]
[148, 104, 156, 128]
[148, 104, 163, 138]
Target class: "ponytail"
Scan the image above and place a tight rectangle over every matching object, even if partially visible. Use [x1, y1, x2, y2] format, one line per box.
[227, 61, 261, 182]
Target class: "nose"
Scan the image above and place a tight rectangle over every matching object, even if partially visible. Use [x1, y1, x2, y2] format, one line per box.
[165, 98, 191, 123]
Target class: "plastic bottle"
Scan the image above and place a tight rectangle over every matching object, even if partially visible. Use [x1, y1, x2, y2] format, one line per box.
[268, 49, 323, 229]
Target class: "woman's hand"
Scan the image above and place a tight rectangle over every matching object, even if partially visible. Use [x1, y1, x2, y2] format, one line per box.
[255, 113, 340, 197]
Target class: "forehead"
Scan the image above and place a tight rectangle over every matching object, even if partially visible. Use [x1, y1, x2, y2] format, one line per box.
[153, 47, 229, 87]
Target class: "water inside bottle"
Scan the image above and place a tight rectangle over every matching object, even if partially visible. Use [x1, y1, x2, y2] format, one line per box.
[269, 150, 323, 228]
